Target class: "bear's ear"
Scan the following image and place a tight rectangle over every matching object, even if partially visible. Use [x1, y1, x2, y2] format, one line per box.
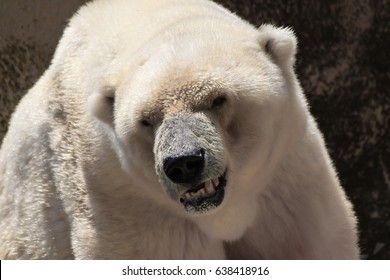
[87, 82, 116, 125]
[257, 24, 297, 69]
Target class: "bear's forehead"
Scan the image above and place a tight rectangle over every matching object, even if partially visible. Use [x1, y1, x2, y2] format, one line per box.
[161, 80, 217, 111]
[142, 78, 223, 121]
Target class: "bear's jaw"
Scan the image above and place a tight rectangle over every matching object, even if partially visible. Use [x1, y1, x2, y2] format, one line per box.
[179, 172, 227, 214]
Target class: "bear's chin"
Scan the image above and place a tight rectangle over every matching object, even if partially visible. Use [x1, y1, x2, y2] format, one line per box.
[193, 191, 259, 241]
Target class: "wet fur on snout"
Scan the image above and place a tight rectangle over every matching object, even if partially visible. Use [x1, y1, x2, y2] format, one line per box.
[154, 112, 227, 203]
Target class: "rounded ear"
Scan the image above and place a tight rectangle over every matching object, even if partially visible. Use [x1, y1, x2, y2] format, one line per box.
[87, 83, 116, 125]
[258, 24, 297, 69]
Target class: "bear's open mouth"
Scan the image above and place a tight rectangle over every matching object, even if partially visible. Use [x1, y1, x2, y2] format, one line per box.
[179, 172, 227, 213]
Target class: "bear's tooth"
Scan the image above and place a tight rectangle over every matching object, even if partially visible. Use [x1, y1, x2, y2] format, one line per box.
[205, 180, 215, 194]
[199, 188, 206, 196]
[185, 192, 192, 200]
[193, 189, 201, 198]
[212, 177, 219, 187]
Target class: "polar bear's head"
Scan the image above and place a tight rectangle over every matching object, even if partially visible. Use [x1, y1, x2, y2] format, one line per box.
[88, 24, 305, 240]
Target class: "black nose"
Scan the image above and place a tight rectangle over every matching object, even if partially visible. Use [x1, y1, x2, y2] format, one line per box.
[163, 149, 205, 184]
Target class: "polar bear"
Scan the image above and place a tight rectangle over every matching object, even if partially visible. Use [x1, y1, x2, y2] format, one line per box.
[0, 0, 359, 259]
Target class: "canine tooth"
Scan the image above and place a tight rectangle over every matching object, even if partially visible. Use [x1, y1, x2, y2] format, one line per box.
[212, 177, 219, 187]
[205, 180, 215, 194]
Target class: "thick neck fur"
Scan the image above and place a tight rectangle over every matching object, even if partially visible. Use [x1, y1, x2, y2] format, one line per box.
[81, 188, 225, 259]
[225, 118, 359, 259]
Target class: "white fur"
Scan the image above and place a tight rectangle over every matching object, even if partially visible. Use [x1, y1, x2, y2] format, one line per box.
[0, 0, 359, 259]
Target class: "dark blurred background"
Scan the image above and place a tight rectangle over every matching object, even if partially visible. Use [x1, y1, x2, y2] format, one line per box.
[0, 0, 389, 259]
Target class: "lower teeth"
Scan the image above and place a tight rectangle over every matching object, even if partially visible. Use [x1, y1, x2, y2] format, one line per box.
[183, 177, 219, 200]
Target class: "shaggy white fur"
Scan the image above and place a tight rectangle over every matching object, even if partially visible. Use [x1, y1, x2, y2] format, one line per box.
[0, 0, 359, 259]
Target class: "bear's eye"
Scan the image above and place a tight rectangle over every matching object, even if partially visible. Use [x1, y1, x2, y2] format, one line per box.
[140, 119, 151, 127]
[211, 96, 227, 109]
